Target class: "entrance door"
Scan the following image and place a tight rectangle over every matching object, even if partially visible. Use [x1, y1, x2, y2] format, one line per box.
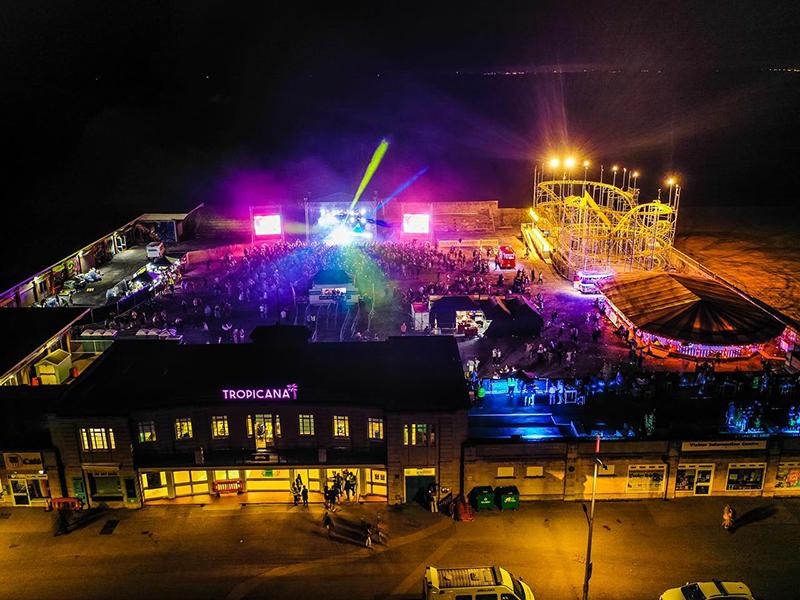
[10, 478, 30, 506]
[694, 467, 714, 495]
[72, 477, 87, 505]
[254, 414, 274, 452]
[405, 475, 435, 505]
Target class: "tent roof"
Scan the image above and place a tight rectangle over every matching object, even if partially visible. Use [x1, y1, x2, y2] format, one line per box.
[312, 269, 353, 285]
[598, 272, 784, 345]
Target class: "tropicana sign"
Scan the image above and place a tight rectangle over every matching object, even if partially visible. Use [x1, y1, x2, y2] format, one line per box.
[222, 385, 299, 400]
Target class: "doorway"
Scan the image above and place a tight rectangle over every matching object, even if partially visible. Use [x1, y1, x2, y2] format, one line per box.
[404, 475, 436, 505]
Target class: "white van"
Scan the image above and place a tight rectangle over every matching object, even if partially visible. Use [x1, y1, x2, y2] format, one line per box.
[424, 566, 535, 600]
[146, 241, 165, 259]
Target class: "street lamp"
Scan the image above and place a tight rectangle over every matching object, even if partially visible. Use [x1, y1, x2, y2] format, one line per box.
[632, 171, 640, 189]
[549, 158, 560, 180]
[582, 434, 607, 600]
[611, 165, 618, 188]
[666, 176, 677, 203]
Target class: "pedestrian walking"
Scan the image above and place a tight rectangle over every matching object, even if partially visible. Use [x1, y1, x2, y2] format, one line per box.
[322, 511, 334, 537]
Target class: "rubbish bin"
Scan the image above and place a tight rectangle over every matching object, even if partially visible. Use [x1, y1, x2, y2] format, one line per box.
[495, 486, 520, 511]
[470, 486, 495, 511]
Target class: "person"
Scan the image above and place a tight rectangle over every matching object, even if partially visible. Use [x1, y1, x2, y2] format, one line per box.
[537, 271, 543, 284]
[722, 504, 736, 530]
[364, 524, 374, 549]
[322, 510, 334, 537]
[301, 485, 309, 507]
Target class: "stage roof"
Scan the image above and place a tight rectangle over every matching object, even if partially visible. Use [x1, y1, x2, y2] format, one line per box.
[598, 272, 784, 345]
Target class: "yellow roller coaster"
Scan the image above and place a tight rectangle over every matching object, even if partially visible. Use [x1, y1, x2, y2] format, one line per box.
[525, 176, 680, 278]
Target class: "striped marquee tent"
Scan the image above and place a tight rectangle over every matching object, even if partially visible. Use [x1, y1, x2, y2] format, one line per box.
[597, 272, 784, 346]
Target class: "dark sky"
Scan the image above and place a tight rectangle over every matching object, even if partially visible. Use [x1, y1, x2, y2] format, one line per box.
[2, 1, 799, 261]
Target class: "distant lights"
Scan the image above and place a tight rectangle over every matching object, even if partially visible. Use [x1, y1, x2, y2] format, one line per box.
[549, 158, 560, 169]
[666, 176, 677, 186]
[632, 171, 640, 178]
[583, 160, 590, 168]
[564, 156, 576, 169]
[611, 165, 619, 172]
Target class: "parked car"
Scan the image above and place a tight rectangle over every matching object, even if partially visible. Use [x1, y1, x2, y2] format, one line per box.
[660, 580, 754, 600]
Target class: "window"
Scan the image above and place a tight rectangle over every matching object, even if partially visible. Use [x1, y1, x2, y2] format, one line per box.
[274, 415, 281, 438]
[525, 466, 544, 478]
[496, 466, 515, 478]
[79, 427, 115, 451]
[246, 415, 253, 437]
[138, 421, 157, 443]
[333, 415, 349, 438]
[726, 463, 766, 491]
[403, 423, 431, 446]
[626, 465, 666, 492]
[211, 416, 229, 438]
[175, 418, 193, 440]
[368, 418, 384, 440]
[299, 414, 315, 436]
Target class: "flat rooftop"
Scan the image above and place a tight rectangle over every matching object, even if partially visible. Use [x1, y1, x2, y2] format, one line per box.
[60, 329, 470, 415]
[0, 307, 89, 377]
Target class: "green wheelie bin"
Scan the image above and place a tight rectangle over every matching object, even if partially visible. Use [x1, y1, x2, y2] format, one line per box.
[469, 486, 495, 511]
[495, 485, 520, 511]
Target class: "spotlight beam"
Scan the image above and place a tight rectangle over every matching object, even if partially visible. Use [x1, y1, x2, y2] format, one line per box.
[349, 138, 390, 211]
[374, 166, 429, 212]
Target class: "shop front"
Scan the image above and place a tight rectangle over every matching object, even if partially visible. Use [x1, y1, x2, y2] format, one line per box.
[1, 451, 55, 508]
[675, 464, 715, 496]
[139, 465, 386, 505]
[78, 465, 139, 508]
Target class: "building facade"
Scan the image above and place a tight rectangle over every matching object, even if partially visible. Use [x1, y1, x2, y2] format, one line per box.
[48, 331, 470, 509]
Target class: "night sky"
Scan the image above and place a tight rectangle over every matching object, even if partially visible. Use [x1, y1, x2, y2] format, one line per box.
[3, 1, 800, 264]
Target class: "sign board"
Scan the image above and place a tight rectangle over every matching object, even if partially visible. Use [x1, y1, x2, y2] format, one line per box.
[222, 385, 298, 400]
[3, 452, 43, 471]
[681, 440, 767, 452]
[403, 467, 435, 477]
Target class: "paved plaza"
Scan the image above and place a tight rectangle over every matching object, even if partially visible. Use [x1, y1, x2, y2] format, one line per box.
[1, 497, 798, 600]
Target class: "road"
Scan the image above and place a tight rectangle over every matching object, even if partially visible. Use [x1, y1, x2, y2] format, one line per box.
[1, 497, 799, 600]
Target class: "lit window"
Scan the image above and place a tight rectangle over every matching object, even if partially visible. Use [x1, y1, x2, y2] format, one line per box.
[246, 415, 253, 437]
[403, 423, 430, 446]
[299, 414, 315, 436]
[138, 422, 157, 443]
[333, 415, 349, 438]
[211, 416, 229, 438]
[175, 418, 193, 440]
[368, 418, 384, 440]
[80, 427, 114, 451]
[496, 466, 515, 478]
[274, 415, 281, 437]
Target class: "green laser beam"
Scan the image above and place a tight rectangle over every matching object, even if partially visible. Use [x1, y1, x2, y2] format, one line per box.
[349, 138, 389, 211]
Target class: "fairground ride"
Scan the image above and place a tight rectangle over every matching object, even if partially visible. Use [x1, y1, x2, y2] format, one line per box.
[523, 167, 680, 279]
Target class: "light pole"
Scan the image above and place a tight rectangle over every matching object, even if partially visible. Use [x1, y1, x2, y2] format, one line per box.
[666, 177, 676, 203]
[582, 435, 606, 600]
[632, 171, 639, 190]
[611, 165, 618, 188]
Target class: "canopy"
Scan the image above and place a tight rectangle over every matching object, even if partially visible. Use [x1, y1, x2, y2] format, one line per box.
[312, 269, 353, 285]
[429, 295, 543, 337]
[598, 272, 784, 345]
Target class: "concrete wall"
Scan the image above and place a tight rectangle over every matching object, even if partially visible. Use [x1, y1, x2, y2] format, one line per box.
[464, 437, 800, 502]
[386, 410, 468, 503]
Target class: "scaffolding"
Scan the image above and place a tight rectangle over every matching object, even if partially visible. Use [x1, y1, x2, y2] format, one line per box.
[528, 170, 680, 279]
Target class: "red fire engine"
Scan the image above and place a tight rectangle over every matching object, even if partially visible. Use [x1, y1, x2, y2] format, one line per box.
[495, 245, 516, 270]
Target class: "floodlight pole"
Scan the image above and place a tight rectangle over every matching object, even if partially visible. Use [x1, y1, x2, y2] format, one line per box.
[582, 435, 602, 600]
